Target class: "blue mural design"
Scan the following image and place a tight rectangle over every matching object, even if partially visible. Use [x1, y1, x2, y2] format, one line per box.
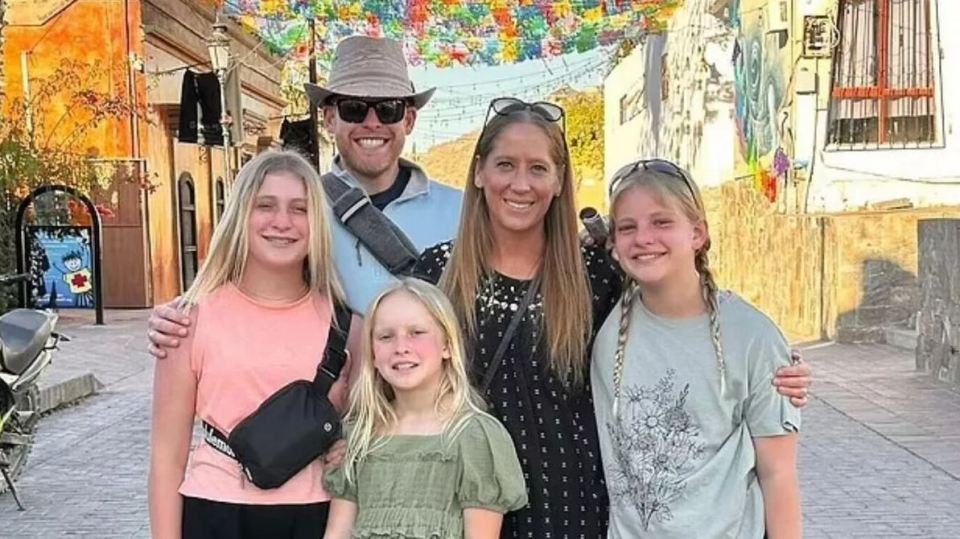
[733, 1, 787, 164]
[26, 226, 95, 309]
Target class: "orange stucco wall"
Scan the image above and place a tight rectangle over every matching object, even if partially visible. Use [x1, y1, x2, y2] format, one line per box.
[6, 1, 153, 307]
[4, 0, 142, 159]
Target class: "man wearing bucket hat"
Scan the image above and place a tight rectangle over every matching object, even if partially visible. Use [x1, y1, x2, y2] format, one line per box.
[303, 35, 462, 314]
[142, 37, 463, 532]
[146, 35, 462, 348]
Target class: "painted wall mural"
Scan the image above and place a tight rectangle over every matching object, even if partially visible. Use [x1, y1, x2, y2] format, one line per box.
[25, 226, 96, 309]
[732, 0, 790, 202]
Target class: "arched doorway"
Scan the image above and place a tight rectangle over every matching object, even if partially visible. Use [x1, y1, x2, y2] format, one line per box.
[177, 173, 198, 292]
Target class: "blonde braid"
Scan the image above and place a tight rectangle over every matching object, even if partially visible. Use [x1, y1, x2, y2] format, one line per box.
[612, 279, 639, 416]
[695, 246, 726, 394]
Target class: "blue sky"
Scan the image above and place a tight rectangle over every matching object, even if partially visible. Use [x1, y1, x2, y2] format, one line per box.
[406, 48, 609, 152]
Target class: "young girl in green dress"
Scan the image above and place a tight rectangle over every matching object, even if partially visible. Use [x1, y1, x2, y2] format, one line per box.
[323, 278, 528, 539]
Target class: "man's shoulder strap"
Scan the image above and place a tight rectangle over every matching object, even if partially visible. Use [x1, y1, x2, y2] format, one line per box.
[321, 172, 419, 275]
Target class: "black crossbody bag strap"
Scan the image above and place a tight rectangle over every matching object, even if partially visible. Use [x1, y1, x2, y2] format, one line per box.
[479, 280, 539, 393]
[313, 302, 353, 393]
[321, 173, 419, 275]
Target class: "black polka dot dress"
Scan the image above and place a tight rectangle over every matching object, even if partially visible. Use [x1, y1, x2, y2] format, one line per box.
[414, 242, 622, 539]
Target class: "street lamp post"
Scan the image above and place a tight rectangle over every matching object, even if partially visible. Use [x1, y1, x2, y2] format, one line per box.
[207, 19, 231, 181]
[307, 16, 320, 170]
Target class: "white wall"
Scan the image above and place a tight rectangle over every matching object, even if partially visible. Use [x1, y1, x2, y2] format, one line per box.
[698, 99, 736, 187]
[805, 0, 960, 212]
[603, 43, 649, 187]
[144, 43, 190, 105]
[603, 0, 735, 192]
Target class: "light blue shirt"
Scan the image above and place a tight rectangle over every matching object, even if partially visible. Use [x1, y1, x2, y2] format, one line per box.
[327, 158, 462, 314]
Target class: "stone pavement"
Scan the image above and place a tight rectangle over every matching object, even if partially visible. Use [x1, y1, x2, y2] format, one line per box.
[33, 309, 154, 412]
[0, 310, 155, 537]
[1, 311, 959, 537]
[798, 342, 960, 538]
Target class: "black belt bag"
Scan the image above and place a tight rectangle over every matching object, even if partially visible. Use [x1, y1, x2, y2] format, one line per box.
[203, 303, 352, 490]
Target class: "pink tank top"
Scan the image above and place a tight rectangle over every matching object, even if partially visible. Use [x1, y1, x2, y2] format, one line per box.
[178, 283, 332, 504]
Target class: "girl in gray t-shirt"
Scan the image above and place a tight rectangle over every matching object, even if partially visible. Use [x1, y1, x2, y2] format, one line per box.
[591, 159, 802, 539]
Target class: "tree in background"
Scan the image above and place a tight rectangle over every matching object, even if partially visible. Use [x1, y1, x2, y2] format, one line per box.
[0, 59, 143, 310]
[552, 87, 606, 213]
[0, 0, 7, 109]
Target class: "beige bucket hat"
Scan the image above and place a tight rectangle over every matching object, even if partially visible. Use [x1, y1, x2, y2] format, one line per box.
[305, 35, 435, 109]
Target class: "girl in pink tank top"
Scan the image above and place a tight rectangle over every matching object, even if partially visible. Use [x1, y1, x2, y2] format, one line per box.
[148, 150, 350, 539]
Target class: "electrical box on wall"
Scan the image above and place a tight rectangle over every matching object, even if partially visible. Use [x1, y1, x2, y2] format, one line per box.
[803, 16, 834, 58]
[766, 0, 789, 33]
[765, 1, 789, 49]
[795, 68, 817, 95]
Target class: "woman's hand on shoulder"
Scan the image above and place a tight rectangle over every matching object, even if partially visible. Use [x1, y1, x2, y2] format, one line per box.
[322, 438, 347, 472]
[147, 299, 192, 359]
[412, 241, 453, 285]
[773, 349, 813, 408]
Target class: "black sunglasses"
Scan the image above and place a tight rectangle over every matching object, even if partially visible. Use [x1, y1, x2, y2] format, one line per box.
[609, 159, 699, 203]
[334, 98, 408, 124]
[483, 97, 566, 133]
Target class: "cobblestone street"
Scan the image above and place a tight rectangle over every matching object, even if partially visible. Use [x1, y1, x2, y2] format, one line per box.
[2, 313, 960, 537]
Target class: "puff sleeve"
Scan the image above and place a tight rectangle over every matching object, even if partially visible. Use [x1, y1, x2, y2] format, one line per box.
[322, 462, 357, 502]
[322, 425, 358, 502]
[456, 414, 528, 514]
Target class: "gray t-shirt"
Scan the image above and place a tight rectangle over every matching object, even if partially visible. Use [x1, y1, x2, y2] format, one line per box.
[591, 292, 800, 539]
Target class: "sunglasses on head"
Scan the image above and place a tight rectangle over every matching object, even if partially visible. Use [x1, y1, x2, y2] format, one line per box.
[483, 97, 566, 133]
[333, 98, 408, 124]
[609, 159, 699, 203]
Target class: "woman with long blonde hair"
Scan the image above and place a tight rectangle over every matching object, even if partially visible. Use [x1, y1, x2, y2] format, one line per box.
[323, 278, 527, 539]
[413, 98, 813, 538]
[149, 150, 350, 539]
[414, 97, 620, 537]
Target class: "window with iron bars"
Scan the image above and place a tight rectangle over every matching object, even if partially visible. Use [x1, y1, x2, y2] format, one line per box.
[827, 0, 938, 148]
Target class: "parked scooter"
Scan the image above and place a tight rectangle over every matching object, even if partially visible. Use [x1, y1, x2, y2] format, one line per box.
[0, 273, 65, 510]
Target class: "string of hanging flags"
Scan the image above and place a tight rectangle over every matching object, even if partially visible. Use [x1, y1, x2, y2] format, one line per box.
[212, 0, 681, 68]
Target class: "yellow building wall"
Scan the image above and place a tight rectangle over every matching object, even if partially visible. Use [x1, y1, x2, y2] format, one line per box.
[4, 0, 139, 158]
[706, 182, 960, 342]
[709, 0, 960, 343]
[144, 110, 222, 303]
[5, 0, 154, 307]
[144, 106, 180, 303]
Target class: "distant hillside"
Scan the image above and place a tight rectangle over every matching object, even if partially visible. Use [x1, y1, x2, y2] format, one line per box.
[408, 131, 479, 189]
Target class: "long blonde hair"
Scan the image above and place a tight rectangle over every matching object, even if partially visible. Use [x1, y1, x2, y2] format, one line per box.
[179, 150, 342, 307]
[439, 106, 592, 387]
[343, 278, 487, 482]
[608, 162, 727, 392]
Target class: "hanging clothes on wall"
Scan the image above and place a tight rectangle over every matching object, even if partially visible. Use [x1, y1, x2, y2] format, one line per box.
[178, 70, 224, 146]
[280, 118, 317, 167]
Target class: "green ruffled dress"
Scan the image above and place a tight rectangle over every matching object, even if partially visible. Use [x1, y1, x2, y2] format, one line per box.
[323, 412, 528, 538]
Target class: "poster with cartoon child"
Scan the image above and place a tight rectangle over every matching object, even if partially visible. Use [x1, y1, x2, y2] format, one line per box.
[25, 226, 96, 309]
